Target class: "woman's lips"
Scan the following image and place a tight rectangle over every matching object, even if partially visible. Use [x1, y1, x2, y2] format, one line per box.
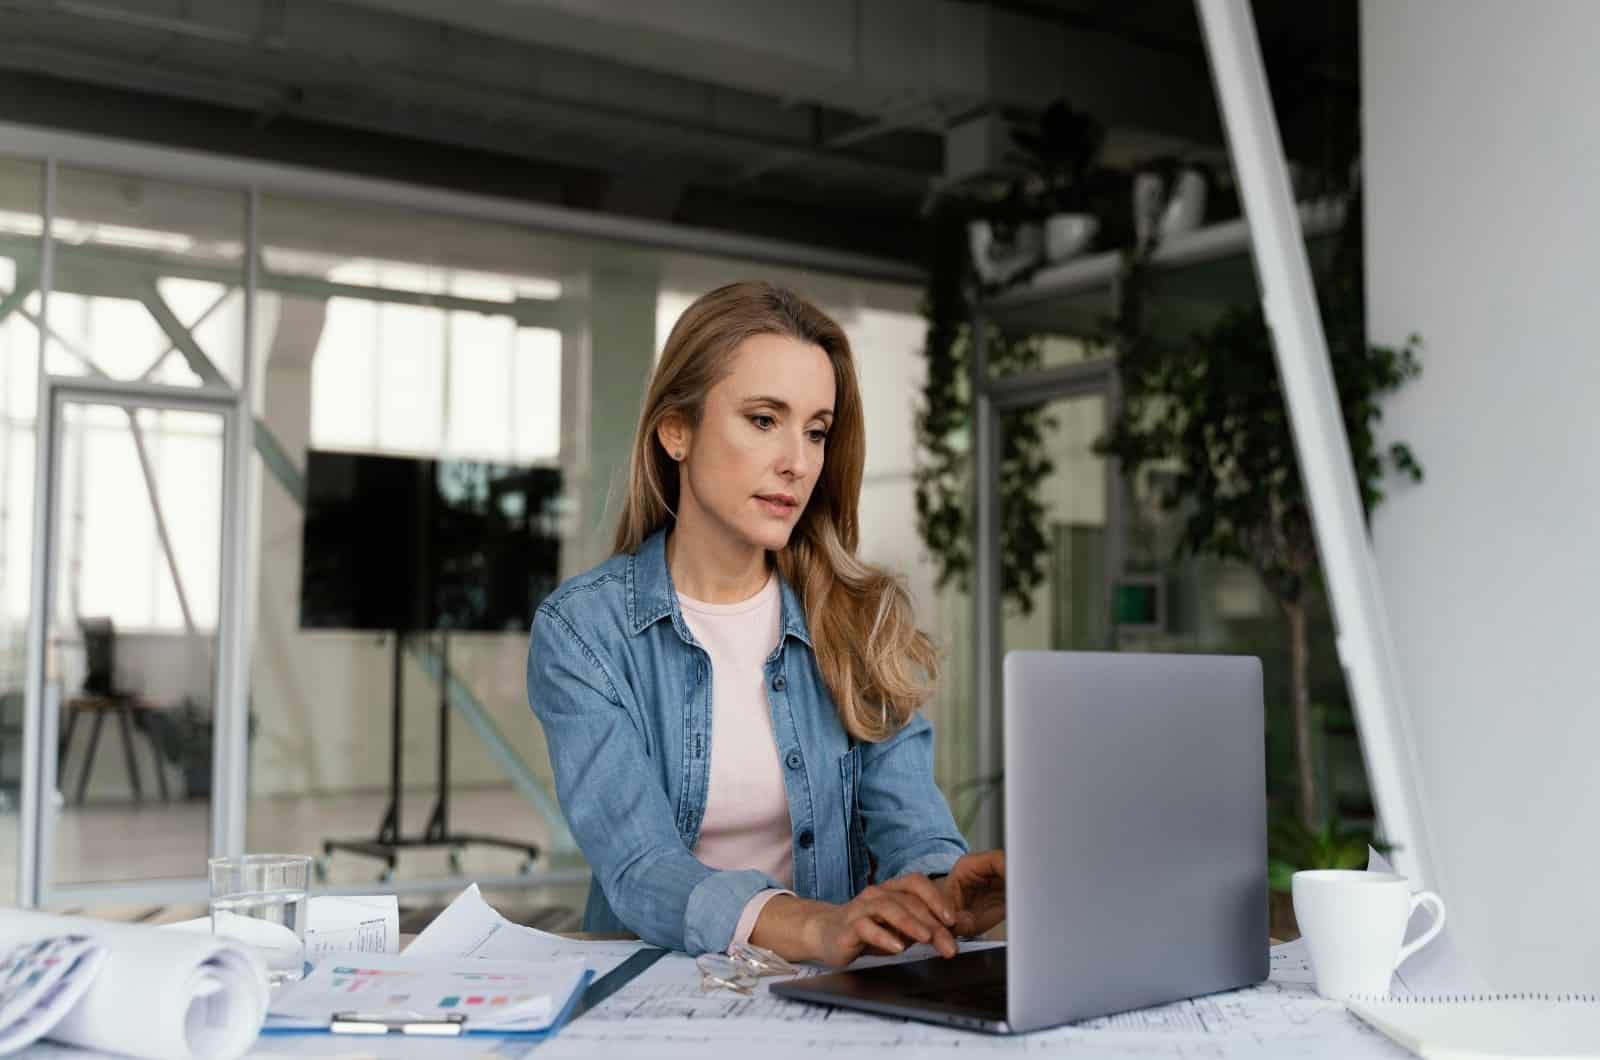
[755, 494, 798, 517]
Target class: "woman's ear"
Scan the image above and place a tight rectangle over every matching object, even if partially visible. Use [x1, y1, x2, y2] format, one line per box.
[656, 414, 690, 463]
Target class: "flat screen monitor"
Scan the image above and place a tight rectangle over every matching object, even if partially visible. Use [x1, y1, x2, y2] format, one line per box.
[299, 449, 562, 633]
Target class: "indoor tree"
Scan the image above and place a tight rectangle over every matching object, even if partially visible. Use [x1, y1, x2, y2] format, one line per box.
[1096, 198, 1422, 832]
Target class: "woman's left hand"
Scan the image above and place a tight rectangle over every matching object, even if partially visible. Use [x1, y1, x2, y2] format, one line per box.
[937, 849, 1006, 938]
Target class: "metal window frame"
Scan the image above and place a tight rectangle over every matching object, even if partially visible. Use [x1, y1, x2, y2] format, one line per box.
[969, 317, 1119, 851]
[23, 374, 242, 908]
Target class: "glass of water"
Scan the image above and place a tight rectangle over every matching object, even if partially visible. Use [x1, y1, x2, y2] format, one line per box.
[208, 854, 312, 986]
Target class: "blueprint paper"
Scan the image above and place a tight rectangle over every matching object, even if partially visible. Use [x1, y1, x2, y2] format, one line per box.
[533, 938, 1412, 1058]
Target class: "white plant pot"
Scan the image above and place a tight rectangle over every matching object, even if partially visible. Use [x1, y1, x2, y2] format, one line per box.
[1043, 213, 1099, 263]
[1132, 172, 1165, 247]
[968, 219, 1043, 285]
[1158, 169, 1208, 239]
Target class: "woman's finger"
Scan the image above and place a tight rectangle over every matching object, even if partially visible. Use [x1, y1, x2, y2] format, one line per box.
[867, 895, 935, 946]
[878, 878, 958, 956]
[871, 894, 959, 958]
[851, 916, 907, 955]
[881, 874, 957, 925]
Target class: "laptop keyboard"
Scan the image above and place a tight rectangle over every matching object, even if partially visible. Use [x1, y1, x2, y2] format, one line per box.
[921, 979, 1007, 1014]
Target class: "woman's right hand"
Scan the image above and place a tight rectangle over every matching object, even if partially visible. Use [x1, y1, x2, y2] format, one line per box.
[800, 876, 960, 967]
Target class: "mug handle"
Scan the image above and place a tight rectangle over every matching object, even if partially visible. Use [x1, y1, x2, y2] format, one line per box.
[1394, 890, 1447, 970]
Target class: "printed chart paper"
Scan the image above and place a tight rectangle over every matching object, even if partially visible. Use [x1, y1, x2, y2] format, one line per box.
[267, 953, 586, 1033]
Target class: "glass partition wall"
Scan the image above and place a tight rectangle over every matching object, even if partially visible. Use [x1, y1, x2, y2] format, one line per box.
[1, 135, 932, 922]
[251, 193, 579, 910]
[0, 158, 43, 907]
[3, 128, 934, 922]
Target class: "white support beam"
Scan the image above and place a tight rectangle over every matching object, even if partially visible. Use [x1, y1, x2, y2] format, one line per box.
[1194, 0, 1437, 886]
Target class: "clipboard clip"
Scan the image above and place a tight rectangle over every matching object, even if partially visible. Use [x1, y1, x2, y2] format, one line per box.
[330, 1010, 468, 1037]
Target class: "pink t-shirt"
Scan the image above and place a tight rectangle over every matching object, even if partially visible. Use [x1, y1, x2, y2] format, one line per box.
[679, 573, 794, 947]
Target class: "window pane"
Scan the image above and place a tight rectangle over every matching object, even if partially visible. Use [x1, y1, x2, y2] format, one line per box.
[146, 410, 223, 631]
[51, 167, 245, 387]
[310, 298, 378, 451]
[376, 305, 444, 454]
[513, 327, 561, 464]
[448, 312, 512, 459]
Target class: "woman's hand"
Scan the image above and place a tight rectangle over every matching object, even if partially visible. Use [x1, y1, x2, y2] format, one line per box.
[936, 849, 1006, 938]
[752, 878, 960, 968]
[804, 876, 960, 967]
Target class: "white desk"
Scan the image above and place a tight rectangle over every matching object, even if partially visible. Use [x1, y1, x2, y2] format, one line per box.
[243, 939, 1414, 1060]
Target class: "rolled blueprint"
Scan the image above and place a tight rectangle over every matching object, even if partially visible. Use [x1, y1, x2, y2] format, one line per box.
[0, 908, 267, 1059]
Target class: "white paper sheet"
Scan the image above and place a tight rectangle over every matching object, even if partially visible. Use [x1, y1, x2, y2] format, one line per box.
[165, 895, 401, 959]
[0, 910, 267, 1060]
[405, 886, 640, 980]
[304, 897, 401, 958]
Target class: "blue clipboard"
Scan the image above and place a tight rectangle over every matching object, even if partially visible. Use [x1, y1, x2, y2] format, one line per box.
[258, 968, 595, 1040]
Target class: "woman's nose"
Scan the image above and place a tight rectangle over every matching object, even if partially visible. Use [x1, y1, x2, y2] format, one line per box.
[776, 429, 811, 478]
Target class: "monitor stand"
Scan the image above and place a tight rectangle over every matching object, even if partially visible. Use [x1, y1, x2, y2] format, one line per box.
[320, 631, 542, 882]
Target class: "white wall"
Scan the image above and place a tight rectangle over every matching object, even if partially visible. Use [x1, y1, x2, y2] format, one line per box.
[1364, 0, 1600, 990]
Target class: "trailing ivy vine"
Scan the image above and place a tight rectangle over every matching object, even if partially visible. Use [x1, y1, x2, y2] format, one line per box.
[914, 202, 1057, 614]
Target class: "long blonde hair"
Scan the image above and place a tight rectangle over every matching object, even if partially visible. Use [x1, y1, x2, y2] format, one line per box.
[613, 281, 937, 742]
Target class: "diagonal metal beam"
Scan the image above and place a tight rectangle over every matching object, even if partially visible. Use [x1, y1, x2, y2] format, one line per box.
[1196, 0, 1435, 888]
[410, 641, 577, 856]
[137, 288, 233, 382]
[0, 272, 38, 326]
[138, 284, 228, 388]
[26, 314, 203, 643]
[253, 419, 304, 506]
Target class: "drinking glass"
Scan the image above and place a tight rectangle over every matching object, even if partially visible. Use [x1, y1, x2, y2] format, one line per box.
[208, 854, 313, 986]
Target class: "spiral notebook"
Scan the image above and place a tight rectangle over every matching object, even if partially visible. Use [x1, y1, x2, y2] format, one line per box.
[1349, 995, 1600, 1059]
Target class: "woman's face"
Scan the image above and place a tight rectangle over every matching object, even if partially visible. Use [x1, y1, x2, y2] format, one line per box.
[665, 332, 837, 554]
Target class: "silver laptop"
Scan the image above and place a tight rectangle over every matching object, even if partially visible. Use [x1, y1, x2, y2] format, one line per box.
[773, 651, 1268, 1034]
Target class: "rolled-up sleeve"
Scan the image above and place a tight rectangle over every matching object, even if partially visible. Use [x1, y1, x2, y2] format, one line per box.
[527, 605, 782, 954]
[859, 711, 969, 881]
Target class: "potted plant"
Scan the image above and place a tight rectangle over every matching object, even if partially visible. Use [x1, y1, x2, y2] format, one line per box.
[1268, 812, 1384, 938]
[1131, 155, 1221, 249]
[1009, 100, 1105, 263]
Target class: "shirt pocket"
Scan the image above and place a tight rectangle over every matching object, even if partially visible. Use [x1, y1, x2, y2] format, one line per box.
[839, 745, 870, 896]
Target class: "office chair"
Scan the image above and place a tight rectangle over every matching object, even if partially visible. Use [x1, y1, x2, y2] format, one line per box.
[60, 617, 169, 804]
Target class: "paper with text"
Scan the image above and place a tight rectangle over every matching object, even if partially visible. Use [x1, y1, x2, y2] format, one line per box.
[405, 885, 641, 980]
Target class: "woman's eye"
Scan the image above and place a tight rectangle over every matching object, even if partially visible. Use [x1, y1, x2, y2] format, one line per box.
[751, 415, 775, 430]
[807, 430, 829, 444]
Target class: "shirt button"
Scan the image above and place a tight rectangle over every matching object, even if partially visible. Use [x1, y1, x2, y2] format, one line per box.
[772, 675, 787, 691]
[798, 829, 814, 849]
[785, 751, 803, 770]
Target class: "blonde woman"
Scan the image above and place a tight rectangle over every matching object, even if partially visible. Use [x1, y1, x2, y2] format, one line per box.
[527, 282, 1004, 967]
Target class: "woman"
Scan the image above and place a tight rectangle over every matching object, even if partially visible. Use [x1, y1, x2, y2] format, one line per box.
[527, 281, 1004, 967]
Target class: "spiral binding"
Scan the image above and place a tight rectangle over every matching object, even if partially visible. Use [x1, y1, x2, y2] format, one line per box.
[1347, 993, 1600, 1004]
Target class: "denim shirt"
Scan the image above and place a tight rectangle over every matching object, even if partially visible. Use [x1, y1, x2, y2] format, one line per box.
[525, 527, 967, 955]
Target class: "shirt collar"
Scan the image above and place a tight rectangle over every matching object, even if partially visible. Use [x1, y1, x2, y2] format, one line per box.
[626, 526, 813, 648]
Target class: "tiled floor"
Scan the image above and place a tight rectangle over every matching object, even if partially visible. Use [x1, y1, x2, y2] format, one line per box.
[0, 785, 591, 923]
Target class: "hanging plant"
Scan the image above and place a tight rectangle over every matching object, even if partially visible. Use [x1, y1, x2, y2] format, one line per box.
[914, 199, 1057, 614]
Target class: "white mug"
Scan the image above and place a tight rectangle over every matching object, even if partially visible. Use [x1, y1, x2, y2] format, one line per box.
[1291, 870, 1447, 999]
